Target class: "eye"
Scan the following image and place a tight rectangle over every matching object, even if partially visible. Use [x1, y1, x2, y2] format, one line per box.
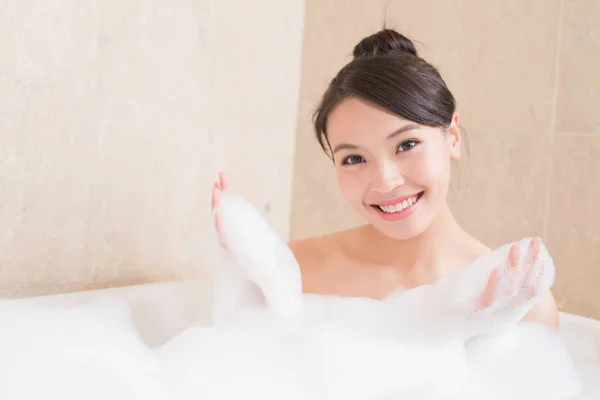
[341, 155, 365, 165]
[397, 140, 419, 153]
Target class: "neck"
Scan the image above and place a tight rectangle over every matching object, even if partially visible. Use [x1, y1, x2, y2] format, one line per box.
[358, 204, 468, 276]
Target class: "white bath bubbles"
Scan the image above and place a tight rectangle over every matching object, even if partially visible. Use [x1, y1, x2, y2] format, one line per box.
[0, 190, 599, 399]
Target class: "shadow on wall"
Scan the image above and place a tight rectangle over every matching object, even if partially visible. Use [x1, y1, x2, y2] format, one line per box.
[291, 0, 600, 320]
[0, 1, 305, 296]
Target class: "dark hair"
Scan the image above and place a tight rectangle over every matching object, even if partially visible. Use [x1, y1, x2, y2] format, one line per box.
[313, 29, 457, 158]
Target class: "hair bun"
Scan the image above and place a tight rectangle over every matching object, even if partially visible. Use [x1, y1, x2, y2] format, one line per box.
[352, 29, 418, 59]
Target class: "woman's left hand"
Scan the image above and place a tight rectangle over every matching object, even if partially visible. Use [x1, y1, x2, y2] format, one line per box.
[477, 237, 542, 310]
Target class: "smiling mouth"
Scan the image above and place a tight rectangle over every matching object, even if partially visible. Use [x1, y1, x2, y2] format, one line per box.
[371, 191, 424, 214]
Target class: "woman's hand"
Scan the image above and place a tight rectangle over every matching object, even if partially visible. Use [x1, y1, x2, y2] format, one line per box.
[478, 237, 543, 310]
[211, 172, 230, 250]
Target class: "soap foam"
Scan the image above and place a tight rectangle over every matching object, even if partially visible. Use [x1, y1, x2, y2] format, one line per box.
[0, 190, 597, 399]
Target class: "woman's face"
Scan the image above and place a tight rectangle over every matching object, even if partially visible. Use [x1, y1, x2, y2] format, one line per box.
[326, 97, 462, 240]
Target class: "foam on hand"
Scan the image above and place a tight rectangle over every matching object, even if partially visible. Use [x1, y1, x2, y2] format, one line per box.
[210, 188, 304, 322]
[390, 236, 557, 342]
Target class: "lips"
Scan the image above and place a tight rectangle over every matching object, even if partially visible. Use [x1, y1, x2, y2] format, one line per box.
[371, 191, 424, 214]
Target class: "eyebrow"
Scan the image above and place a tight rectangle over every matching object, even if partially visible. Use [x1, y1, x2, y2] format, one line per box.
[332, 124, 420, 154]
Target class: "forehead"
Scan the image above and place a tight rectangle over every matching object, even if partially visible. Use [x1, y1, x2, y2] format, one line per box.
[327, 97, 412, 145]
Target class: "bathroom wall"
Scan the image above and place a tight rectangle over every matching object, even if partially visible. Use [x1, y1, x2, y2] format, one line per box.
[0, 0, 305, 296]
[291, 0, 600, 319]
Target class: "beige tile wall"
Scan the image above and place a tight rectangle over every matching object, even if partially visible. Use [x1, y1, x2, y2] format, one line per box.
[291, 0, 600, 319]
[0, 0, 305, 296]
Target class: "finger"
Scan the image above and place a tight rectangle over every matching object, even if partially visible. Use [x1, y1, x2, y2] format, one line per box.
[523, 238, 543, 297]
[528, 283, 538, 298]
[219, 172, 231, 191]
[509, 242, 520, 270]
[211, 181, 221, 210]
[523, 238, 541, 278]
[521, 238, 541, 281]
[214, 212, 228, 250]
[526, 237, 541, 266]
[479, 268, 499, 309]
[506, 242, 520, 295]
[215, 211, 222, 232]
[518, 261, 538, 299]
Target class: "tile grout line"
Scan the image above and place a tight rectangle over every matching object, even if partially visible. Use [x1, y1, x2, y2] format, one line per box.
[542, 0, 565, 242]
[555, 132, 600, 137]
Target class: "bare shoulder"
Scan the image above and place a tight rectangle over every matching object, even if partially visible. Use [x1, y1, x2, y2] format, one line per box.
[287, 229, 346, 269]
[288, 236, 324, 269]
[287, 227, 356, 293]
[521, 290, 560, 331]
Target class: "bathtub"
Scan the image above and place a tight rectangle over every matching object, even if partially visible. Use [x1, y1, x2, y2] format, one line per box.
[0, 280, 598, 399]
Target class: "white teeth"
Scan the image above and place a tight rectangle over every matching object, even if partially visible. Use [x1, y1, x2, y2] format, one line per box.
[378, 195, 419, 213]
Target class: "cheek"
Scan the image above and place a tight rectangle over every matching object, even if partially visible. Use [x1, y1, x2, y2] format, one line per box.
[336, 169, 366, 204]
[414, 147, 452, 191]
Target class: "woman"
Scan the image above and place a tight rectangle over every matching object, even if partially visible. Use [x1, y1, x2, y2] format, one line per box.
[211, 28, 559, 331]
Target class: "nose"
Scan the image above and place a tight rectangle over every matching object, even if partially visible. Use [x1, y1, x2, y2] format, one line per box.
[370, 159, 405, 194]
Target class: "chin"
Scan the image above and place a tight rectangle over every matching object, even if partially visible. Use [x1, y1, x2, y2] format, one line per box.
[371, 222, 429, 240]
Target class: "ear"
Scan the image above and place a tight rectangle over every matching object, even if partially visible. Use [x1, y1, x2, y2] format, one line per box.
[447, 113, 462, 160]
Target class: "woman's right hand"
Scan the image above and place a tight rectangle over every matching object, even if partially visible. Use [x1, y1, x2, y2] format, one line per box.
[211, 172, 230, 250]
